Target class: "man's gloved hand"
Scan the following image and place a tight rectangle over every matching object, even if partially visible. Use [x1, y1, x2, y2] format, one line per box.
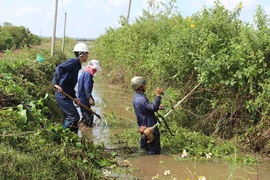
[156, 87, 163, 96]
[89, 98, 95, 106]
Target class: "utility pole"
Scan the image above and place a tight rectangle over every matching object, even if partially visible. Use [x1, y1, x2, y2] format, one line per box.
[51, 0, 58, 56]
[62, 12, 67, 52]
[126, 0, 132, 24]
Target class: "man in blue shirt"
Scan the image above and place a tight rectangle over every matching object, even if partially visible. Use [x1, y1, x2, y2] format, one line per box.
[131, 76, 164, 155]
[52, 42, 89, 133]
[78, 60, 101, 127]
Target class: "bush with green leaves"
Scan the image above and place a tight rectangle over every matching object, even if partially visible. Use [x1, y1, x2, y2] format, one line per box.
[0, 22, 41, 51]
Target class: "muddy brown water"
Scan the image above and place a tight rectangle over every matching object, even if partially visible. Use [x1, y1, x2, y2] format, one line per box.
[79, 81, 270, 180]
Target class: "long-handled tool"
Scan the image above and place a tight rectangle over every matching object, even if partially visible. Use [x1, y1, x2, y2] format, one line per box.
[162, 82, 201, 120]
[156, 111, 175, 136]
[60, 90, 101, 119]
[156, 92, 175, 136]
[141, 83, 201, 143]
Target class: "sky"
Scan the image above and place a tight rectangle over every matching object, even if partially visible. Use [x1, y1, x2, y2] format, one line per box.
[0, 0, 270, 39]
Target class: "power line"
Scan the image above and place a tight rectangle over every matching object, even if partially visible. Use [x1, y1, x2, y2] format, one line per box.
[38, 5, 104, 37]
[58, 0, 103, 32]
[39, 4, 103, 32]
[60, 0, 66, 13]
[66, 15, 103, 32]
[103, 0, 124, 15]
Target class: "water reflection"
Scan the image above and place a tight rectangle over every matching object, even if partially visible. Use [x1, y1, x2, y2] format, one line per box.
[128, 154, 270, 180]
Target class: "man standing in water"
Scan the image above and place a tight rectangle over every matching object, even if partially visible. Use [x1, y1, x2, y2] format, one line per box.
[52, 42, 89, 133]
[131, 76, 164, 155]
[77, 60, 101, 127]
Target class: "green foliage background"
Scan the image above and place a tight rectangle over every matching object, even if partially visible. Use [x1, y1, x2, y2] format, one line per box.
[92, 1, 270, 156]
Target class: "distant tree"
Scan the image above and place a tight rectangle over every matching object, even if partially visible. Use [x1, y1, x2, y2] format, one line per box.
[0, 22, 41, 51]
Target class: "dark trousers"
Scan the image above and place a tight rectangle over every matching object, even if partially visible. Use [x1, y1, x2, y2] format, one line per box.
[55, 92, 80, 133]
[81, 107, 94, 127]
[140, 130, 161, 153]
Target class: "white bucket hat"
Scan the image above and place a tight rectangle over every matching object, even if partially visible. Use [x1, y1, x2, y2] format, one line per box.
[88, 59, 101, 71]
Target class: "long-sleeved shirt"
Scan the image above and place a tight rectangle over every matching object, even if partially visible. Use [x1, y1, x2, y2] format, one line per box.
[77, 71, 94, 106]
[132, 92, 161, 130]
[52, 57, 81, 98]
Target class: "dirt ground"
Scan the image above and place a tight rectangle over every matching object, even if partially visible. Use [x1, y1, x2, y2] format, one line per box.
[78, 121, 95, 142]
[0, 48, 23, 60]
[0, 52, 7, 60]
